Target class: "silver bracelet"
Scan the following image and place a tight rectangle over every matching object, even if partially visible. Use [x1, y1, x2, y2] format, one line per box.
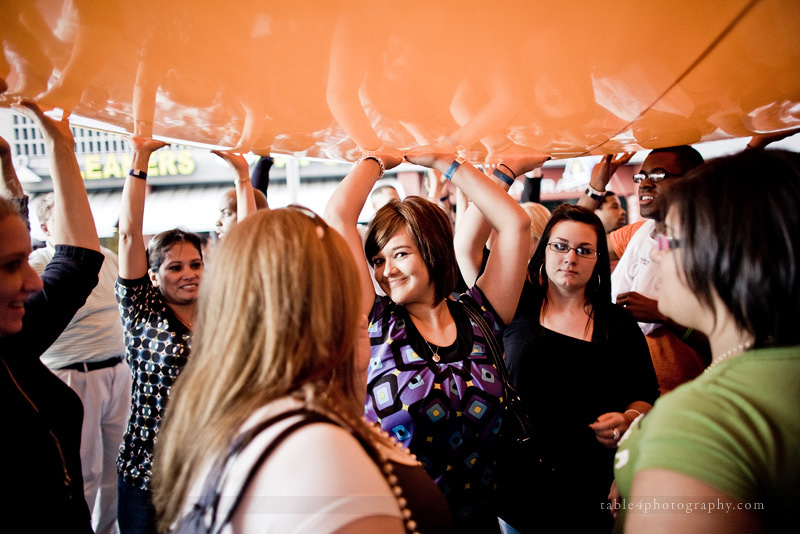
[358, 155, 384, 180]
[585, 184, 606, 201]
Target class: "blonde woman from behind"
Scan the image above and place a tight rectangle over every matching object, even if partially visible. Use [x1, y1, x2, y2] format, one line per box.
[154, 207, 449, 534]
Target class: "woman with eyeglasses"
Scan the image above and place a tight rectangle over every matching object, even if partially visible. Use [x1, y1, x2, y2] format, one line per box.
[325, 147, 531, 531]
[613, 149, 800, 532]
[497, 204, 659, 532]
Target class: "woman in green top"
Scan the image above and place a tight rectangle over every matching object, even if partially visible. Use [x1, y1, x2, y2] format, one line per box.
[612, 149, 800, 532]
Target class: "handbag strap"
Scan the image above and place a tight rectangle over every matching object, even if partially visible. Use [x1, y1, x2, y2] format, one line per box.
[458, 294, 535, 444]
[196, 408, 353, 533]
[458, 293, 515, 394]
[218, 410, 351, 529]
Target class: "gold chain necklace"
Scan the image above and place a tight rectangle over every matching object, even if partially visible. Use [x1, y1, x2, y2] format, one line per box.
[422, 338, 441, 363]
[705, 340, 752, 373]
[172, 308, 194, 329]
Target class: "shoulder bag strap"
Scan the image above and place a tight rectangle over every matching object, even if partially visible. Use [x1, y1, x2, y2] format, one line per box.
[458, 294, 535, 445]
[215, 411, 337, 529]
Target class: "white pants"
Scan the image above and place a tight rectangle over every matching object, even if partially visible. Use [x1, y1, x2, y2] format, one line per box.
[54, 360, 132, 534]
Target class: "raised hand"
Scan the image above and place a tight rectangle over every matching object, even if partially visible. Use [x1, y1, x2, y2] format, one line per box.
[369, 146, 405, 171]
[211, 150, 249, 176]
[12, 99, 74, 148]
[590, 152, 635, 190]
[404, 144, 457, 171]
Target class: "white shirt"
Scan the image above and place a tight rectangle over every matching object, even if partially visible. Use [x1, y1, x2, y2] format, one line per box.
[29, 244, 126, 367]
[180, 400, 402, 534]
[610, 219, 662, 336]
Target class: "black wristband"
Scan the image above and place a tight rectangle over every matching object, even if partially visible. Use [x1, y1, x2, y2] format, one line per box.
[129, 169, 147, 180]
[585, 185, 606, 201]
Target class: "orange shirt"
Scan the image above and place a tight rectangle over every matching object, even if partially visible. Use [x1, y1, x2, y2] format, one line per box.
[609, 220, 647, 259]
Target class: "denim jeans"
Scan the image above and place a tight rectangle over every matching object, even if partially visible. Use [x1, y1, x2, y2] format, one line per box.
[118, 477, 157, 534]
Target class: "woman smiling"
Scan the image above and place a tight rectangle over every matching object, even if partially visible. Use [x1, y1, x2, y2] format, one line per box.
[325, 147, 531, 530]
[115, 137, 204, 533]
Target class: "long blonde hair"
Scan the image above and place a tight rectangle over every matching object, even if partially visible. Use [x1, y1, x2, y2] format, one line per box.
[153, 207, 364, 530]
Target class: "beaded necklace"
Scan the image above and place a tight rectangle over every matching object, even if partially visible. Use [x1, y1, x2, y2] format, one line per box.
[704, 340, 752, 373]
[336, 410, 421, 534]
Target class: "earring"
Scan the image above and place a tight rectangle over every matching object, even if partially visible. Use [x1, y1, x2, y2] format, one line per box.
[591, 273, 601, 293]
[538, 263, 546, 284]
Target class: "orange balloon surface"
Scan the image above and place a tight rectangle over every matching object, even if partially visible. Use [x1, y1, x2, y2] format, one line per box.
[2, 0, 799, 161]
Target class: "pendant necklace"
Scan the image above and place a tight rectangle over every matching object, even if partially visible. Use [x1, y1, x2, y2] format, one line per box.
[173, 309, 194, 330]
[423, 338, 441, 363]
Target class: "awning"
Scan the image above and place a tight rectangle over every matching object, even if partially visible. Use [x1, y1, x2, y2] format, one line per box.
[141, 185, 230, 236]
[29, 180, 345, 241]
[28, 190, 124, 240]
[140, 182, 341, 235]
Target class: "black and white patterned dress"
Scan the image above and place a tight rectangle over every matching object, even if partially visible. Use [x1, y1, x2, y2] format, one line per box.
[115, 275, 191, 490]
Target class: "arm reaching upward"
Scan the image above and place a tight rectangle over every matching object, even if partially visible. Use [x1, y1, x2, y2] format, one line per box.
[13, 101, 99, 252]
[406, 147, 535, 325]
[324, 151, 404, 317]
[577, 152, 634, 210]
[118, 136, 168, 280]
[212, 150, 259, 222]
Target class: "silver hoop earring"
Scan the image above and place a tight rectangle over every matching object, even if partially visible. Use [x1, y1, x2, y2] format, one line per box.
[592, 273, 601, 293]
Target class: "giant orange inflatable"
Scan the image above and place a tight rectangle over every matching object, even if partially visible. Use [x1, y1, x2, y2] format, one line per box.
[2, 0, 799, 161]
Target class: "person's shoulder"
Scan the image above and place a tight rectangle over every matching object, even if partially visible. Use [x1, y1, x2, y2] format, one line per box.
[27, 245, 53, 271]
[462, 285, 503, 326]
[610, 220, 648, 249]
[370, 294, 395, 323]
[510, 280, 542, 320]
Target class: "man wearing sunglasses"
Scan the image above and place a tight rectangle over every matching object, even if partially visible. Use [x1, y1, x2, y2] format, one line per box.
[580, 145, 709, 394]
[580, 132, 800, 393]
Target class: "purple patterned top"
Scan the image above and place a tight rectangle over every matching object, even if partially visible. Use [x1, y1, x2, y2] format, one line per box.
[365, 286, 506, 527]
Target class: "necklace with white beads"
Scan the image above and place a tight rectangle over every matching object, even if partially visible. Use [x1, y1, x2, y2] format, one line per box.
[705, 340, 752, 373]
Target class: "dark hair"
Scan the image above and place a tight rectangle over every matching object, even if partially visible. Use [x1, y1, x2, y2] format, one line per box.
[147, 228, 204, 272]
[664, 149, 800, 348]
[365, 196, 457, 304]
[650, 145, 704, 175]
[527, 203, 612, 341]
[598, 190, 617, 207]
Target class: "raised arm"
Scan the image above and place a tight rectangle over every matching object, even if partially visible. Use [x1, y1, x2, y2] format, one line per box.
[118, 137, 168, 279]
[453, 168, 509, 289]
[0, 135, 23, 198]
[405, 148, 534, 324]
[212, 151, 258, 222]
[324, 152, 403, 317]
[745, 126, 800, 150]
[0, 133, 30, 230]
[576, 152, 634, 210]
[453, 155, 548, 294]
[14, 101, 99, 251]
